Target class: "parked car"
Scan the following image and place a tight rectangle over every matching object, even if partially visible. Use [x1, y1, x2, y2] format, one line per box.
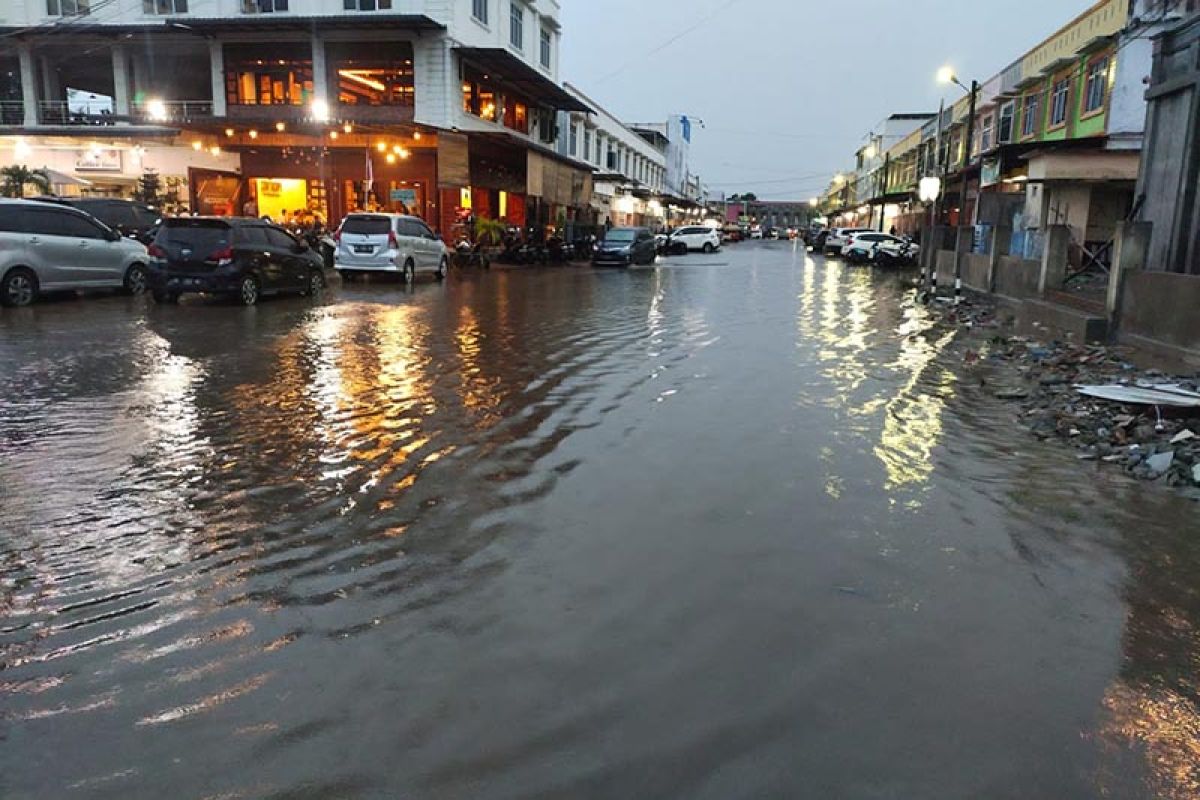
[656, 232, 687, 256]
[0, 198, 150, 307]
[146, 216, 326, 306]
[593, 227, 657, 267]
[64, 198, 161, 244]
[670, 225, 722, 253]
[721, 225, 743, 243]
[874, 237, 920, 268]
[805, 226, 828, 248]
[333, 213, 448, 283]
[823, 227, 874, 255]
[749, 225, 764, 240]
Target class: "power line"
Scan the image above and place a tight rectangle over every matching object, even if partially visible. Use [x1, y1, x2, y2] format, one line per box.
[593, 0, 744, 85]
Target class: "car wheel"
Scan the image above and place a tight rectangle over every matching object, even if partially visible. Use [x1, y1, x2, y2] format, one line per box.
[702, 242, 715, 254]
[238, 275, 260, 306]
[151, 289, 180, 304]
[403, 259, 416, 284]
[1, 267, 37, 308]
[123, 263, 148, 296]
[304, 268, 326, 296]
[436, 256, 448, 280]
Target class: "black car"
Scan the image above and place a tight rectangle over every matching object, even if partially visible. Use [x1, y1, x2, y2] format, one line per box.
[63, 198, 161, 244]
[593, 227, 657, 267]
[147, 217, 326, 306]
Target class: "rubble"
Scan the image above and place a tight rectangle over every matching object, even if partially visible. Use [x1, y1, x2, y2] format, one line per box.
[923, 290, 1200, 500]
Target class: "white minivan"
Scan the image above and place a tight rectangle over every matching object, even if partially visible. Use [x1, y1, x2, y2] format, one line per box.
[333, 213, 448, 283]
[669, 225, 722, 253]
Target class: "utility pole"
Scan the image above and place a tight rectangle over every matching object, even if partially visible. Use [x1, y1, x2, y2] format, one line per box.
[878, 151, 889, 232]
[954, 80, 979, 306]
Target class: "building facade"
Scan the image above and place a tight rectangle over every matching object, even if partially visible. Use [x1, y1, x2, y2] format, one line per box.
[0, 0, 594, 239]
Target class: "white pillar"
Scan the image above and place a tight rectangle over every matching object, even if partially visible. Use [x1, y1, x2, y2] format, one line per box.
[18, 42, 37, 127]
[111, 44, 130, 119]
[209, 38, 226, 117]
[310, 33, 328, 108]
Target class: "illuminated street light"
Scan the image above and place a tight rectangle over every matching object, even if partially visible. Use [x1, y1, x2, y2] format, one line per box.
[833, 173, 845, 185]
[145, 98, 168, 122]
[864, 144, 877, 159]
[808, 197, 819, 207]
[310, 98, 330, 122]
[918, 176, 942, 203]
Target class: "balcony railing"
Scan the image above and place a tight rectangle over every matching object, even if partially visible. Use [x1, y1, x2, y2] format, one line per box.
[0, 101, 25, 125]
[33, 100, 214, 126]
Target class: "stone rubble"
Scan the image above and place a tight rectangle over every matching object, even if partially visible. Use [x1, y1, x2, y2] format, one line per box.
[922, 291, 1200, 500]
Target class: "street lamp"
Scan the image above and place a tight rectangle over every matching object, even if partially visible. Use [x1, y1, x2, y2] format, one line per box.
[936, 66, 979, 305]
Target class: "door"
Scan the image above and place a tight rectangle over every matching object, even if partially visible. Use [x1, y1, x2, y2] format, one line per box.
[235, 226, 276, 288]
[397, 218, 429, 270]
[21, 207, 109, 287]
[265, 226, 308, 288]
[414, 219, 441, 270]
[635, 230, 654, 263]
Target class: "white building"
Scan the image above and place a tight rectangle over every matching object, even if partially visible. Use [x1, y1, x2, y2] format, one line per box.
[0, 0, 593, 235]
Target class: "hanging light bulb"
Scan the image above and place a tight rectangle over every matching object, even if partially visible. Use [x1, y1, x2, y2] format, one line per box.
[385, 153, 396, 164]
[210, 145, 221, 156]
[225, 127, 235, 137]
[412, 130, 421, 141]
[343, 123, 352, 134]
[329, 130, 339, 140]
[192, 140, 203, 151]
[275, 121, 286, 132]
[400, 148, 410, 159]
[376, 141, 387, 152]
[392, 144, 402, 154]
[248, 129, 258, 139]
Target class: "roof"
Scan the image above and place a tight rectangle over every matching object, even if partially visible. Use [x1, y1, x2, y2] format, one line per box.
[0, 14, 445, 37]
[458, 48, 591, 113]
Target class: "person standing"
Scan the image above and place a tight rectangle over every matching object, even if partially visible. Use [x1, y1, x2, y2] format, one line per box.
[242, 197, 257, 217]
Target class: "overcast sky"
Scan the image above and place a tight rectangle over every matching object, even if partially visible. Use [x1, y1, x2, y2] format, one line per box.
[560, 0, 1088, 200]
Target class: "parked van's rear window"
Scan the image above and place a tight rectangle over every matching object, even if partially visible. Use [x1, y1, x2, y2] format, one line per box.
[341, 215, 391, 235]
[157, 221, 231, 254]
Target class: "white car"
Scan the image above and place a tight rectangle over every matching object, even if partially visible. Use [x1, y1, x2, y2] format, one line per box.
[669, 225, 722, 253]
[842, 232, 921, 259]
[749, 225, 763, 239]
[333, 213, 448, 282]
[822, 227, 874, 255]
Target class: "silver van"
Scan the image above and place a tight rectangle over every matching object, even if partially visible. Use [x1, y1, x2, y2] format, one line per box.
[333, 213, 448, 283]
[0, 198, 150, 307]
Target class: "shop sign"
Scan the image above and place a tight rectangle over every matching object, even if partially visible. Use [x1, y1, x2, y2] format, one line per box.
[390, 188, 418, 207]
[75, 148, 122, 172]
[980, 157, 1002, 187]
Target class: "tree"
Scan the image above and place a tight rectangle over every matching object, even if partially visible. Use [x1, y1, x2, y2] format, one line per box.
[0, 165, 52, 198]
[474, 216, 506, 246]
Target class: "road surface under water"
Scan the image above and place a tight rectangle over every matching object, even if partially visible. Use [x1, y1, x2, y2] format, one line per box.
[2, 243, 1198, 799]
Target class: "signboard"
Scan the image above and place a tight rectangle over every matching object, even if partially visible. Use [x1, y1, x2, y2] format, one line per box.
[980, 157, 1001, 187]
[437, 132, 469, 188]
[390, 188, 418, 207]
[75, 148, 122, 172]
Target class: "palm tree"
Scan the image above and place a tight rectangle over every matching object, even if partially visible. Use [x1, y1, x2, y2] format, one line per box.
[474, 216, 506, 247]
[0, 166, 52, 198]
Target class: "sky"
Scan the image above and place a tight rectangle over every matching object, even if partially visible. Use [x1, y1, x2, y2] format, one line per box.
[560, 0, 1090, 200]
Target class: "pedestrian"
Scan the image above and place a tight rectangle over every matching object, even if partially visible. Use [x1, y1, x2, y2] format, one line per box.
[242, 197, 257, 217]
[889, 225, 897, 236]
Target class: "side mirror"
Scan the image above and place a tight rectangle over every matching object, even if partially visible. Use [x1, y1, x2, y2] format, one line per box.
[293, 241, 309, 253]
[106, 229, 121, 242]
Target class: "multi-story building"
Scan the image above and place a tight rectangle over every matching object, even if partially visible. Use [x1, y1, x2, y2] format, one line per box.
[556, 82, 667, 229]
[0, 0, 594, 238]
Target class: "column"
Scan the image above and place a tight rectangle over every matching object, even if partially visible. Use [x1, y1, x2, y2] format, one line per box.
[209, 38, 226, 117]
[39, 56, 60, 106]
[310, 33, 328, 109]
[1107, 221, 1152, 331]
[1037, 224, 1071, 295]
[18, 41, 37, 127]
[111, 44, 130, 119]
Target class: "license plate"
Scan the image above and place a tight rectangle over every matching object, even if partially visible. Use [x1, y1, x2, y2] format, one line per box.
[353, 245, 373, 254]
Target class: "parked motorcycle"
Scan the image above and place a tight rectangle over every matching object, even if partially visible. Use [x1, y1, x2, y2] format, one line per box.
[873, 239, 918, 268]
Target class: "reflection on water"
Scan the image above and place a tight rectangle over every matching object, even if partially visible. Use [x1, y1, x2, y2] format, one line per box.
[1, 253, 1199, 798]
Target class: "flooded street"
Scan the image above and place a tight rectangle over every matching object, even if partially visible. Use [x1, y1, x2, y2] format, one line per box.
[2, 242, 1198, 799]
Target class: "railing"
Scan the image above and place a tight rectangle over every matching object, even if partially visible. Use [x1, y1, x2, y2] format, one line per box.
[0, 101, 25, 125]
[34, 100, 214, 126]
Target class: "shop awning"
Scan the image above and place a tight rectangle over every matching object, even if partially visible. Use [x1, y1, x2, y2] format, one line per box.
[44, 169, 91, 187]
[455, 48, 592, 112]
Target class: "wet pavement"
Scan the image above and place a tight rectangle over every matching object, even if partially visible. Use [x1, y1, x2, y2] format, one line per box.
[2, 242, 1198, 799]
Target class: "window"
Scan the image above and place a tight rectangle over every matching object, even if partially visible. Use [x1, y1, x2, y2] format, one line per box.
[237, 226, 270, 246]
[509, 3, 524, 50]
[1021, 93, 1040, 137]
[980, 113, 994, 152]
[540, 28, 551, 69]
[583, 129, 592, 162]
[1084, 57, 1109, 114]
[606, 148, 616, 170]
[501, 97, 528, 132]
[1049, 77, 1070, 127]
[143, 0, 187, 12]
[331, 43, 415, 107]
[266, 227, 298, 249]
[46, 0, 89, 14]
[568, 123, 577, 156]
[344, 0, 392, 9]
[225, 45, 312, 106]
[998, 101, 1015, 143]
[38, 209, 106, 239]
[472, 0, 488, 24]
[242, 0, 287, 11]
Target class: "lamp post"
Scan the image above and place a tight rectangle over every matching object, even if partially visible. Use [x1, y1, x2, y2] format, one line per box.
[938, 66, 978, 305]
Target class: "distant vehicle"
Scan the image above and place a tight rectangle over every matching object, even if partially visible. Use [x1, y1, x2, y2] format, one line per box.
[786, 227, 799, 240]
[63, 198, 161, 244]
[765, 227, 781, 239]
[749, 225, 764, 240]
[670, 225, 722, 253]
[823, 227, 873, 255]
[593, 227, 657, 267]
[0, 198, 150, 307]
[721, 225, 743, 243]
[804, 226, 828, 248]
[334, 213, 448, 283]
[657, 232, 687, 256]
[147, 216, 326, 306]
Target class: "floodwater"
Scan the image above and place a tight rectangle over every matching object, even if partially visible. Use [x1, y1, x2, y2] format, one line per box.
[2, 243, 1198, 799]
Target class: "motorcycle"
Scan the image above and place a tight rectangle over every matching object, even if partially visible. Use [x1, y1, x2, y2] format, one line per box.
[873, 239, 918, 268]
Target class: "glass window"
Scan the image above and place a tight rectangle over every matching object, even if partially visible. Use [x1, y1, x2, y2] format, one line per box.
[47, 0, 89, 15]
[1084, 57, 1109, 114]
[540, 28, 551, 68]
[266, 227, 298, 248]
[998, 101, 1015, 143]
[980, 113, 994, 152]
[472, 0, 487, 23]
[331, 43, 414, 107]
[341, 215, 391, 235]
[1050, 78, 1070, 127]
[224, 44, 312, 106]
[1021, 93, 1040, 137]
[343, 0, 392, 9]
[143, 0, 187, 12]
[509, 3, 523, 50]
[583, 129, 592, 162]
[568, 123, 577, 155]
[238, 226, 270, 246]
[242, 0, 287, 11]
[34, 209, 105, 238]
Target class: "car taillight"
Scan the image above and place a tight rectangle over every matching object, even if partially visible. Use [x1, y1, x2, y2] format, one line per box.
[147, 244, 166, 259]
[209, 246, 234, 265]
[387, 230, 399, 249]
[333, 228, 342, 243]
